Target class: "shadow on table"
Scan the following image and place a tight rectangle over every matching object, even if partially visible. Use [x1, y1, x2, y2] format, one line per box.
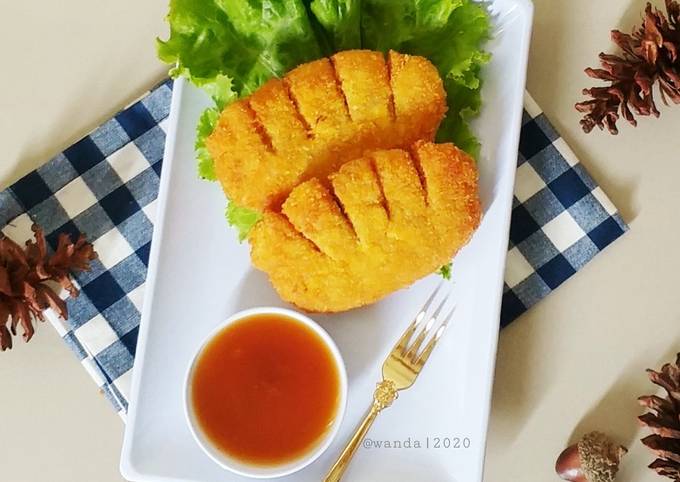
[527, 0, 641, 226]
[568, 334, 680, 448]
[617, 0, 658, 32]
[486, 315, 553, 446]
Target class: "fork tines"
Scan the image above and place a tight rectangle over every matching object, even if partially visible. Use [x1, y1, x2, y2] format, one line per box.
[393, 282, 456, 365]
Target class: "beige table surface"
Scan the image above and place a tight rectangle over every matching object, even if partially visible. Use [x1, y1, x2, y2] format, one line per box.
[2, 1, 679, 481]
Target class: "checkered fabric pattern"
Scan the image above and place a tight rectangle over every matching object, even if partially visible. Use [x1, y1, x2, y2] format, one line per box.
[0, 83, 626, 416]
[501, 95, 627, 326]
[0, 80, 171, 417]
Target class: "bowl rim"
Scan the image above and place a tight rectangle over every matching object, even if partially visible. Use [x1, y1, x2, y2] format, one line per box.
[183, 306, 348, 479]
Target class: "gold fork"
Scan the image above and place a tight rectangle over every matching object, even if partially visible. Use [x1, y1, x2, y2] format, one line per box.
[324, 284, 455, 482]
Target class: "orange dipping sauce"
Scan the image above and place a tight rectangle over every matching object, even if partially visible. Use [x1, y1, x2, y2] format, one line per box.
[190, 313, 341, 466]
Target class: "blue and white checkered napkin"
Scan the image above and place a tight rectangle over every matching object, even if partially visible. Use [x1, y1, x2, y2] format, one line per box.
[0, 81, 627, 416]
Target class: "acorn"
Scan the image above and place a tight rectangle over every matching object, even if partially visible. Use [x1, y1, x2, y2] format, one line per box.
[555, 431, 628, 482]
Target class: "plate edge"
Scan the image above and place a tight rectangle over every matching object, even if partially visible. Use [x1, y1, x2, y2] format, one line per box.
[120, 78, 186, 481]
[475, 1, 535, 481]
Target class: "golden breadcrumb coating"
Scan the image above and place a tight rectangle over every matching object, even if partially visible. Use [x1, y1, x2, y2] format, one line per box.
[249, 141, 481, 312]
[206, 50, 447, 211]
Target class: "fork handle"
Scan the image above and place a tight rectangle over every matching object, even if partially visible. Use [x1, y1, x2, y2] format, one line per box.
[324, 380, 398, 482]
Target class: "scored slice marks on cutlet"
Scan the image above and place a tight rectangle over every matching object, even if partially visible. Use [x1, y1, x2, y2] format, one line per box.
[284, 58, 352, 139]
[206, 50, 447, 212]
[329, 157, 389, 246]
[248, 79, 310, 152]
[331, 50, 393, 124]
[371, 149, 427, 225]
[281, 178, 357, 262]
[249, 141, 481, 313]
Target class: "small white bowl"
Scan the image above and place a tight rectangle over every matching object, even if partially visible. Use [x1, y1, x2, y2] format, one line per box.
[184, 307, 348, 479]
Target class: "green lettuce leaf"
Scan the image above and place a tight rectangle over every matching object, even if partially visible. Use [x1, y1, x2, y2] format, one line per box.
[360, 0, 464, 50]
[193, 75, 237, 180]
[158, 0, 491, 237]
[309, 0, 361, 51]
[200, 74, 238, 110]
[157, 0, 323, 96]
[360, 0, 491, 154]
[437, 262, 453, 280]
[226, 202, 263, 242]
[195, 106, 220, 181]
[158, 0, 328, 193]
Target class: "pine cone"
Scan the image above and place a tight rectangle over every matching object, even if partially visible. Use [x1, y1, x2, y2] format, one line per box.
[576, 1, 680, 134]
[638, 353, 680, 480]
[0, 224, 97, 351]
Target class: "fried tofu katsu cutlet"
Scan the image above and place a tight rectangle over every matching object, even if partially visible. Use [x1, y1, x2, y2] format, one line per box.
[206, 50, 477, 311]
[249, 141, 481, 312]
[206, 50, 447, 211]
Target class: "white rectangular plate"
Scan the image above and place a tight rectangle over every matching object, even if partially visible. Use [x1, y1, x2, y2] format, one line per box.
[121, 1, 533, 480]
